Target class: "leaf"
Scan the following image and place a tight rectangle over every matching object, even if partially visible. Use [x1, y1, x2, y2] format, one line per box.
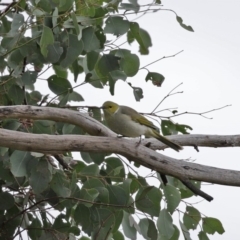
[179, 221, 192, 240]
[86, 51, 99, 71]
[40, 26, 54, 57]
[46, 41, 63, 63]
[183, 206, 201, 230]
[29, 158, 52, 194]
[68, 91, 84, 102]
[21, 71, 38, 86]
[80, 164, 100, 176]
[47, 75, 72, 95]
[170, 225, 180, 240]
[198, 231, 210, 240]
[0, 192, 15, 210]
[80, 188, 99, 207]
[92, 208, 115, 239]
[96, 54, 120, 83]
[112, 231, 125, 240]
[163, 185, 181, 214]
[129, 22, 152, 54]
[120, 53, 139, 77]
[50, 171, 71, 197]
[122, 212, 137, 240]
[139, 218, 158, 240]
[32, 120, 55, 134]
[145, 72, 165, 87]
[105, 157, 125, 182]
[120, 1, 140, 13]
[82, 27, 100, 52]
[135, 186, 161, 217]
[202, 217, 225, 234]
[60, 34, 83, 68]
[176, 16, 194, 32]
[157, 209, 175, 239]
[104, 16, 130, 36]
[107, 185, 128, 206]
[129, 84, 143, 102]
[9, 13, 24, 36]
[8, 84, 24, 104]
[10, 150, 32, 177]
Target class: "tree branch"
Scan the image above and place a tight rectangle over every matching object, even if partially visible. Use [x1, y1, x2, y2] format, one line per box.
[0, 128, 240, 188]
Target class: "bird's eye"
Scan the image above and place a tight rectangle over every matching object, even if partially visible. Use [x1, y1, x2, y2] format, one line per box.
[109, 106, 112, 108]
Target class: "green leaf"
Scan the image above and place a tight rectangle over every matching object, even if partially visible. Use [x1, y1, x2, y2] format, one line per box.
[8, 84, 24, 104]
[121, 1, 140, 13]
[136, 186, 161, 217]
[92, 208, 115, 239]
[122, 212, 137, 239]
[202, 217, 225, 235]
[10, 150, 32, 177]
[139, 218, 158, 240]
[161, 120, 178, 135]
[145, 72, 165, 87]
[9, 13, 24, 36]
[50, 171, 71, 197]
[52, 214, 71, 233]
[129, 22, 152, 54]
[68, 91, 84, 102]
[86, 51, 99, 71]
[80, 164, 100, 177]
[163, 185, 181, 214]
[61, 34, 83, 68]
[96, 54, 120, 83]
[112, 231, 125, 240]
[104, 16, 130, 36]
[29, 158, 52, 194]
[105, 157, 125, 182]
[53, 65, 68, 78]
[47, 75, 72, 95]
[28, 218, 42, 239]
[46, 41, 63, 63]
[120, 53, 139, 77]
[70, 59, 84, 82]
[183, 206, 201, 230]
[170, 225, 180, 240]
[32, 120, 55, 134]
[0, 192, 15, 210]
[180, 180, 201, 199]
[82, 27, 100, 52]
[179, 221, 192, 240]
[107, 185, 128, 206]
[198, 231, 210, 240]
[131, 84, 143, 102]
[21, 71, 38, 86]
[2, 119, 21, 130]
[40, 26, 54, 57]
[157, 209, 175, 239]
[80, 188, 99, 207]
[176, 16, 194, 32]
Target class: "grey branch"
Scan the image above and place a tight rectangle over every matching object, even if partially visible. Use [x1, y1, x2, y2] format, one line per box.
[0, 105, 240, 188]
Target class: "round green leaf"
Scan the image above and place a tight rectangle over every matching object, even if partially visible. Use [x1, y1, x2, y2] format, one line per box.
[47, 75, 72, 95]
[120, 53, 139, 77]
[104, 16, 130, 36]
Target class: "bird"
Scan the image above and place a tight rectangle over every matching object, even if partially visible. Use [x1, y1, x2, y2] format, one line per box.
[102, 101, 183, 152]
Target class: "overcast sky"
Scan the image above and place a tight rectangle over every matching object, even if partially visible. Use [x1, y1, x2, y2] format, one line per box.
[32, 0, 240, 239]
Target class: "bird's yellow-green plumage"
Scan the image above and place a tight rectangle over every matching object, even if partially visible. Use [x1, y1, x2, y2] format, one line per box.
[102, 101, 183, 152]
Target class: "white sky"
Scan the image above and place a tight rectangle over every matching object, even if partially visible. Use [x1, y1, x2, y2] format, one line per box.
[35, 0, 240, 239]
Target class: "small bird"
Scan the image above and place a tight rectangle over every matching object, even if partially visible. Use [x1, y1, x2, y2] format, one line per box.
[102, 101, 183, 152]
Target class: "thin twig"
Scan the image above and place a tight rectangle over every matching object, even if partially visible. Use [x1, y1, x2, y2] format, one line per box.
[140, 50, 184, 70]
[151, 82, 183, 113]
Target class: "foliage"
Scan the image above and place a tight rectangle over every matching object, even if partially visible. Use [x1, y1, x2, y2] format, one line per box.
[0, 0, 224, 240]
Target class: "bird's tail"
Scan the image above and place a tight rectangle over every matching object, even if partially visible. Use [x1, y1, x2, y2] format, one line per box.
[152, 130, 183, 152]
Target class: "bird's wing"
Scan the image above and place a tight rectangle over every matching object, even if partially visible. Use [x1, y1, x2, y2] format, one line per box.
[121, 106, 159, 131]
